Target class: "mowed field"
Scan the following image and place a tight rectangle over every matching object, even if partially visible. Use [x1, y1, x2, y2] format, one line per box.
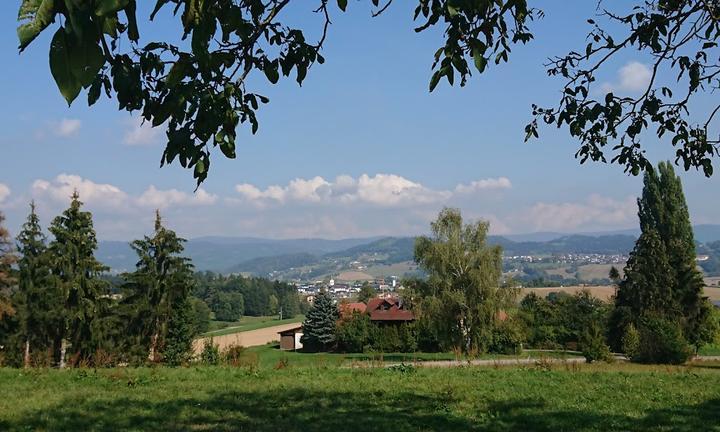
[521, 284, 720, 302]
[1, 362, 720, 431]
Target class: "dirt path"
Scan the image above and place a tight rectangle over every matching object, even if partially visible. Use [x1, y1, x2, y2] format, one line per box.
[193, 322, 301, 355]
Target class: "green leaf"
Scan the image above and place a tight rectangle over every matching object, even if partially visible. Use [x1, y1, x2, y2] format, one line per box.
[95, 0, 129, 16]
[264, 61, 279, 84]
[429, 70, 441, 92]
[337, 0, 348, 12]
[17, 0, 57, 52]
[49, 27, 82, 105]
[125, 0, 139, 42]
[473, 53, 487, 73]
[70, 30, 105, 88]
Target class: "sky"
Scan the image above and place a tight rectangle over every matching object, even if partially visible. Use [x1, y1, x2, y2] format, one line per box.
[1, 1, 719, 241]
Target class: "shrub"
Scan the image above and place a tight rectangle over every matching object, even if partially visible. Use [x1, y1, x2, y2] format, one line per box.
[621, 323, 640, 359]
[491, 319, 525, 355]
[336, 312, 374, 353]
[200, 339, 220, 365]
[634, 315, 693, 364]
[222, 344, 258, 369]
[578, 322, 612, 363]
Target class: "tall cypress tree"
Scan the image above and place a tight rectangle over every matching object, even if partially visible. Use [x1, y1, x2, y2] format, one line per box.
[122, 211, 195, 364]
[612, 162, 712, 354]
[16, 202, 58, 367]
[48, 192, 109, 365]
[300, 290, 338, 352]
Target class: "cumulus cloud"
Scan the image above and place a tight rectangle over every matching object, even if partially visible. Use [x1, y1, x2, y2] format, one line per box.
[515, 194, 637, 232]
[0, 184, 10, 203]
[234, 174, 509, 207]
[55, 118, 82, 137]
[137, 186, 218, 209]
[600, 61, 652, 94]
[123, 117, 164, 146]
[32, 174, 128, 209]
[455, 177, 512, 194]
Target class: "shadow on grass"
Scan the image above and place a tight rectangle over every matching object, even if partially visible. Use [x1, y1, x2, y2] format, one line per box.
[3, 385, 720, 432]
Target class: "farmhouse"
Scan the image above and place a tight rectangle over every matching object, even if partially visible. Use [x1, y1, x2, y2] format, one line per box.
[366, 297, 414, 324]
[278, 326, 303, 351]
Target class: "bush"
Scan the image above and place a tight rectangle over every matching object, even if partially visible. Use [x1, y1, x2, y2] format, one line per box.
[222, 344, 258, 369]
[579, 322, 612, 363]
[621, 323, 640, 359]
[491, 319, 525, 355]
[634, 315, 693, 364]
[336, 312, 375, 353]
[200, 339, 220, 365]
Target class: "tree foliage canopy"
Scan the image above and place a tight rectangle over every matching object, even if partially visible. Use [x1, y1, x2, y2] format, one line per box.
[18, 1, 720, 185]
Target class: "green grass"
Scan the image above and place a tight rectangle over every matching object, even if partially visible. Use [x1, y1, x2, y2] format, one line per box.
[1, 362, 720, 431]
[700, 343, 720, 356]
[201, 315, 304, 337]
[243, 344, 585, 370]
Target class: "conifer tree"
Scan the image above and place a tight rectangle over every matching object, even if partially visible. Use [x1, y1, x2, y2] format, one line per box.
[16, 202, 58, 367]
[301, 291, 338, 352]
[122, 211, 195, 363]
[48, 192, 109, 365]
[612, 162, 714, 357]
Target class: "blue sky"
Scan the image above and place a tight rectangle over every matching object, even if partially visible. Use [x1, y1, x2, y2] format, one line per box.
[1, 1, 719, 240]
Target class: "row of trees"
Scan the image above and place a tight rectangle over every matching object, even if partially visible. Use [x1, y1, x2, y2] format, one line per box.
[302, 165, 719, 363]
[194, 272, 302, 321]
[0, 194, 202, 367]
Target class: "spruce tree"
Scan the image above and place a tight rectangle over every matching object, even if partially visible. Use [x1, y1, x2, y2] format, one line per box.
[48, 192, 109, 365]
[301, 291, 338, 352]
[122, 211, 195, 364]
[16, 202, 58, 367]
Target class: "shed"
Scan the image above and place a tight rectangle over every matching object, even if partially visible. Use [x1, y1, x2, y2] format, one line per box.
[278, 326, 304, 351]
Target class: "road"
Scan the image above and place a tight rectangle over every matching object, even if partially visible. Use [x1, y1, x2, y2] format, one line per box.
[193, 322, 302, 355]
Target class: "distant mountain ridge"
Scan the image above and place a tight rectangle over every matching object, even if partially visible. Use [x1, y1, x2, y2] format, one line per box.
[96, 225, 720, 273]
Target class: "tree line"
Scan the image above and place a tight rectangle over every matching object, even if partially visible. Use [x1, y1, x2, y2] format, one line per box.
[0, 193, 299, 368]
[301, 163, 719, 364]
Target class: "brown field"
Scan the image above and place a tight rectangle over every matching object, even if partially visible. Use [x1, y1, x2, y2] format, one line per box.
[522, 284, 720, 302]
[336, 271, 374, 281]
[521, 285, 616, 301]
[193, 322, 301, 355]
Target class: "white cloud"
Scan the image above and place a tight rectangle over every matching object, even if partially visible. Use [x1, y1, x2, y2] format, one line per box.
[31, 174, 128, 209]
[0, 184, 10, 204]
[600, 61, 652, 94]
[234, 174, 509, 207]
[137, 186, 218, 209]
[515, 194, 636, 232]
[55, 118, 81, 137]
[455, 177, 512, 194]
[123, 117, 164, 146]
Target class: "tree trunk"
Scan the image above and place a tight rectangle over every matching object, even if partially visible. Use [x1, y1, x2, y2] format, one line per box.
[148, 317, 160, 362]
[23, 339, 30, 369]
[59, 339, 67, 369]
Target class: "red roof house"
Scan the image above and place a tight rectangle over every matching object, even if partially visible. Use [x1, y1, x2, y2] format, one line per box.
[366, 297, 414, 323]
[339, 302, 367, 319]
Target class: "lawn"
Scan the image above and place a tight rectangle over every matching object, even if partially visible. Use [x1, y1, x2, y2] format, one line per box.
[202, 315, 304, 337]
[1, 362, 720, 431]
[243, 343, 578, 369]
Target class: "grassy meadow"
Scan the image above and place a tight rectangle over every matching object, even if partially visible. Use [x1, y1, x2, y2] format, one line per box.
[1, 361, 720, 431]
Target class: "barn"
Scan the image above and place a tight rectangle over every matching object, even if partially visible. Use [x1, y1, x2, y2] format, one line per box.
[278, 326, 304, 351]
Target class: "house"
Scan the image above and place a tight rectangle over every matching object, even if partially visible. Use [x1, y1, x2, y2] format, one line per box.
[339, 302, 367, 319]
[366, 297, 414, 324]
[278, 326, 304, 351]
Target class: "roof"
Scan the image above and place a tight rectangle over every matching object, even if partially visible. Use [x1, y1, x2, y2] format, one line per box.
[366, 297, 414, 322]
[339, 302, 367, 317]
[278, 325, 303, 335]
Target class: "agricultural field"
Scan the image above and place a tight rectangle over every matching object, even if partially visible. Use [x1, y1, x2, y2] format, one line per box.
[203, 316, 304, 337]
[1, 362, 719, 431]
[521, 285, 720, 302]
